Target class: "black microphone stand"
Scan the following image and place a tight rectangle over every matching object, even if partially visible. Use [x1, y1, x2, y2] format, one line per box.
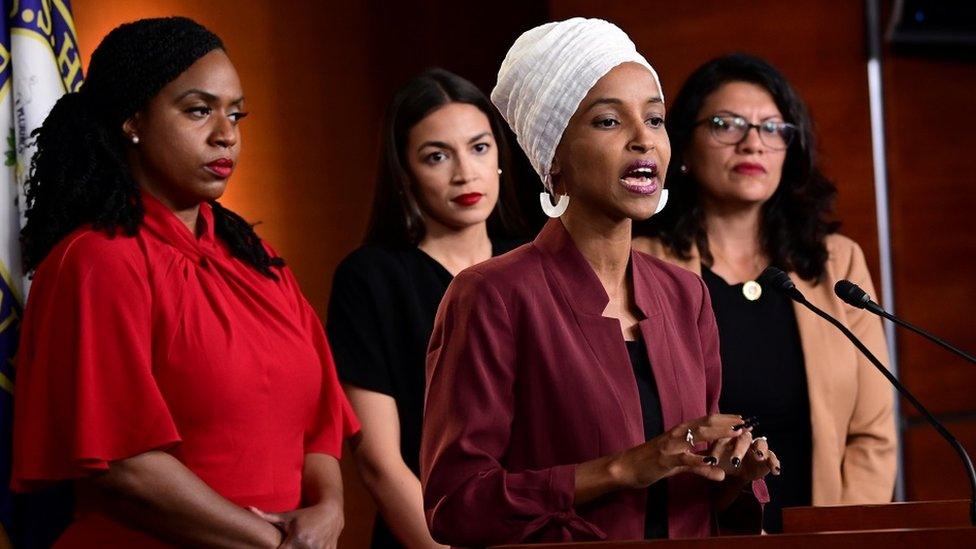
[835, 281, 976, 364]
[760, 268, 976, 526]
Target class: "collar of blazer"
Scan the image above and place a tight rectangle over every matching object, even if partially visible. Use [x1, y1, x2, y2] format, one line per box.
[639, 237, 825, 294]
[532, 220, 708, 432]
[532, 218, 668, 320]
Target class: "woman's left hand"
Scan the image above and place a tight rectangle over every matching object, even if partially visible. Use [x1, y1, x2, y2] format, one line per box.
[249, 501, 344, 549]
[708, 428, 781, 483]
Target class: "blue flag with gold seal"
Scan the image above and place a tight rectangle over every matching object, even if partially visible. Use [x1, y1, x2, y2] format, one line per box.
[0, 1, 83, 547]
[0, 5, 22, 546]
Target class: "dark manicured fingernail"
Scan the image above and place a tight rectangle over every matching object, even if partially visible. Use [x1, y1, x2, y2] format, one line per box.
[731, 457, 741, 468]
[732, 423, 746, 431]
[774, 466, 781, 473]
[756, 450, 764, 458]
[703, 456, 718, 465]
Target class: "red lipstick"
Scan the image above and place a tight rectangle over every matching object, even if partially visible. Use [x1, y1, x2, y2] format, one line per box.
[206, 158, 234, 179]
[452, 193, 483, 207]
[732, 162, 766, 176]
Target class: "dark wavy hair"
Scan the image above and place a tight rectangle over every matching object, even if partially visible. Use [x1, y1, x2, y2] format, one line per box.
[636, 53, 839, 281]
[21, 17, 283, 278]
[364, 68, 525, 246]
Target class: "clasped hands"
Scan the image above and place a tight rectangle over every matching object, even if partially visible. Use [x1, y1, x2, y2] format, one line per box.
[609, 414, 781, 490]
[248, 501, 343, 549]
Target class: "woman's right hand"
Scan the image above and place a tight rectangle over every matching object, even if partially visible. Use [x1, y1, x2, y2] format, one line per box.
[608, 414, 747, 489]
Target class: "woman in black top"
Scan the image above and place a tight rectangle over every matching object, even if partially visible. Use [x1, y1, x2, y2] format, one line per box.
[699, 265, 812, 533]
[624, 339, 668, 539]
[326, 69, 525, 549]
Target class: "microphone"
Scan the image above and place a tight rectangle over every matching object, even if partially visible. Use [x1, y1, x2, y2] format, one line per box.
[834, 279, 883, 313]
[834, 279, 975, 364]
[758, 267, 976, 525]
[758, 265, 803, 300]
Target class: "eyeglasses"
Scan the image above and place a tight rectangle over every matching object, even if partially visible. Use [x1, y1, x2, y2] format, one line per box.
[695, 115, 797, 150]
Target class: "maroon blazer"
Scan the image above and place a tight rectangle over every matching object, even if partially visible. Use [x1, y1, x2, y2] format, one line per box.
[421, 220, 766, 546]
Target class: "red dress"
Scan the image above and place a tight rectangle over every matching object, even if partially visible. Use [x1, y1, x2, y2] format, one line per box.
[12, 194, 359, 547]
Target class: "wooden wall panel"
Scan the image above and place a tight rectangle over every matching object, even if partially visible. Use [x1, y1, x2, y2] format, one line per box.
[883, 52, 976, 415]
[902, 422, 976, 501]
[882, 9, 976, 501]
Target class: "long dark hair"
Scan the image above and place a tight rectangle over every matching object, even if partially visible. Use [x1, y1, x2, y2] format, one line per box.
[22, 17, 283, 279]
[637, 53, 839, 281]
[364, 68, 525, 246]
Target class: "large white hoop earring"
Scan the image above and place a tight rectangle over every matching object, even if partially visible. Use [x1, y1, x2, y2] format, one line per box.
[653, 189, 669, 215]
[539, 173, 569, 218]
[539, 191, 570, 218]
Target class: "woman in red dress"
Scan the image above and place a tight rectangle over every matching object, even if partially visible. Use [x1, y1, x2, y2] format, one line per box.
[12, 17, 358, 548]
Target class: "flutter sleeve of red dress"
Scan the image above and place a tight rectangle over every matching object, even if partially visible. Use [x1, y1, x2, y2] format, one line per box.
[422, 270, 603, 547]
[12, 232, 181, 491]
[278, 264, 360, 458]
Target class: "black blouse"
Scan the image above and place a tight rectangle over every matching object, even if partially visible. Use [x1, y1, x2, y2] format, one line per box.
[326, 241, 519, 549]
[701, 265, 812, 533]
[625, 338, 668, 540]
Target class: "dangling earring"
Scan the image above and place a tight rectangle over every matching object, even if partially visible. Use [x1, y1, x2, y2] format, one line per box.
[539, 174, 569, 218]
[679, 164, 688, 174]
[131, 135, 140, 145]
[653, 189, 669, 214]
[497, 168, 503, 175]
[540, 191, 570, 217]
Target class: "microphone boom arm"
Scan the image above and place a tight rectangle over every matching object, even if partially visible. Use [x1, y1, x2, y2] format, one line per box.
[871, 306, 976, 364]
[791, 290, 976, 526]
[835, 279, 975, 364]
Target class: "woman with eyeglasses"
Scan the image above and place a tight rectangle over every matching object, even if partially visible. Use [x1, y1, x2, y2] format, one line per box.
[634, 53, 896, 532]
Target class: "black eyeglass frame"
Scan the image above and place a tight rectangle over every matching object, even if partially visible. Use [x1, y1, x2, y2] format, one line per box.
[694, 114, 798, 150]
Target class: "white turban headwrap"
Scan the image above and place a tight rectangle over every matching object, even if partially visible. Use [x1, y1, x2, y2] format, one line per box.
[491, 18, 662, 191]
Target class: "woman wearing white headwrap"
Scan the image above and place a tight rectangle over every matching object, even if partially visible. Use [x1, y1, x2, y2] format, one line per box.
[421, 18, 775, 545]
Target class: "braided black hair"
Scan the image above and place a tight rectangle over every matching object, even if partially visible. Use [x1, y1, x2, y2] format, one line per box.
[21, 16, 284, 278]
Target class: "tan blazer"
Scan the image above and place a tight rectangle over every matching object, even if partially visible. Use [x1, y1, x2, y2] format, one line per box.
[634, 233, 897, 505]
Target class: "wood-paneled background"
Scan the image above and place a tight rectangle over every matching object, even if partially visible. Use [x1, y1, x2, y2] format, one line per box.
[71, 1, 975, 546]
